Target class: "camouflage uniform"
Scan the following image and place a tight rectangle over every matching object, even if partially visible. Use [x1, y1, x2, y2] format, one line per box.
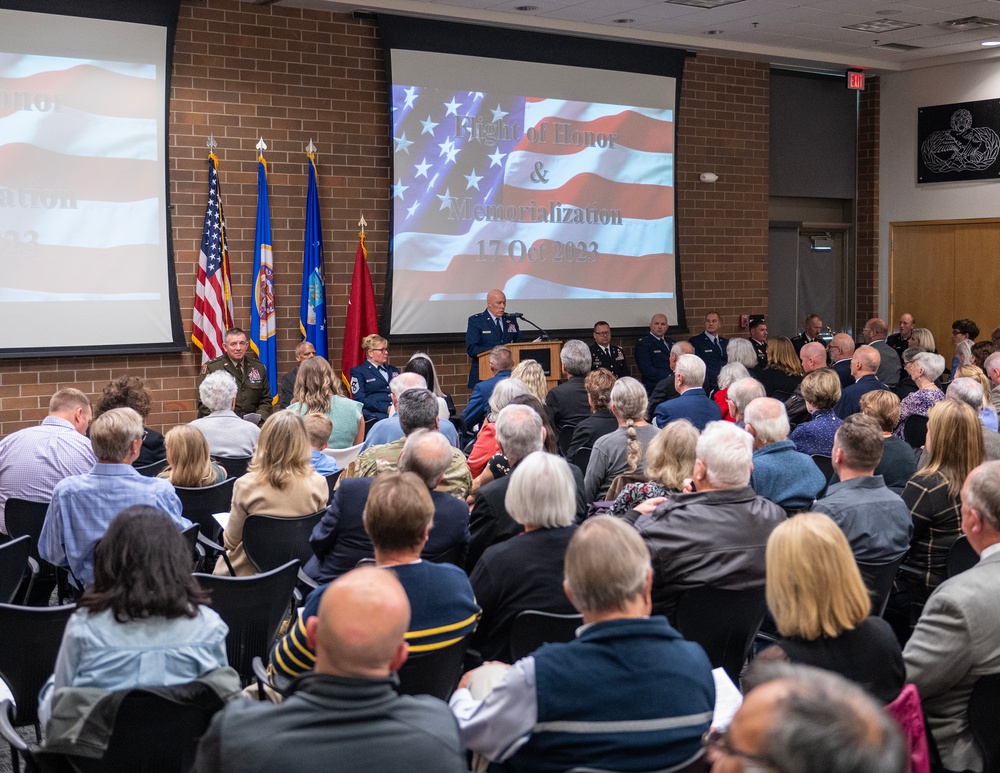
[197, 355, 274, 421]
[337, 436, 472, 500]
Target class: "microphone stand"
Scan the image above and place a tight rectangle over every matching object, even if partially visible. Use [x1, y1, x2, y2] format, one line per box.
[510, 314, 550, 341]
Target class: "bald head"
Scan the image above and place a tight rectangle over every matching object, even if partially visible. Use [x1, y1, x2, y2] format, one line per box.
[306, 567, 411, 679]
[853, 345, 880, 376]
[829, 334, 855, 362]
[649, 314, 668, 338]
[800, 342, 827, 373]
[864, 318, 888, 342]
[486, 289, 507, 318]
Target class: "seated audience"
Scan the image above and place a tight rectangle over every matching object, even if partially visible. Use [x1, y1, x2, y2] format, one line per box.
[745, 397, 826, 511]
[828, 333, 857, 390]
[653, 354, 722, 430]
[348, 334, 399, 424]
[510, 358, 548, 405]
[716, 664, 908, 773]
[215, 411, 327, 576]
[270, 472, 480, 681]
[904, 461, 1000, 773]
[865, 317, 903, 389]
[632, 421, 786, 618]
[339, 389, 473, 500]
[362, 371, 460, 451]
[894, 351, 946, 440]
[305, 430, 470, 582]
[950, 318, 980, 375]
[405, 351, 454, 418]
[782, 341, 829, 429]
[585, 377, 659, 503]
[646, 341, 694, 419]
[190, 371, 261, 459]
[955, 364, 999, 431]
[38, 507, 233, 732]
[757, 335, 804, 398]
[834, 345, 889, 419]
[40, 407, 188, 587]
[893, 345, 926, 400]
[302, 413, 338, 476]
[467, 377, 530, 478]
[544, 339, 593, 443]
[96, 375, 165, 468]
[288, 356, 364, 449]
[755, 513, 904, 703]
[788, 368, 842, 456]
[158, 425, 227, 487]
[972, 340, 995, 370]
[811, 414, 911, 564]
[0, 387, 95, 535]
[566, 368, 618, 461]
[451, 516, 715, 773]
[278, 340, 315, 410]
[987, 351, 1000, 413]
[897, 399, 984, 626]
[197, 566, 466, 773]
[725, 336, 759, 374]
[462, 345, 513, 430]
[942, 377, 1000, 461]
[470, 452, 578, 663]
[910, 326, 938, 353]
[858, 390, 917, 488]
[714, 362, 750, 422]
[610, 419, 698, 519]
[725, 376, 766, 429]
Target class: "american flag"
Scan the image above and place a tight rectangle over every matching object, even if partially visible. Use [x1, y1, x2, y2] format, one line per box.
[389, 85, 675, 331]
[192, 154, 235, 362]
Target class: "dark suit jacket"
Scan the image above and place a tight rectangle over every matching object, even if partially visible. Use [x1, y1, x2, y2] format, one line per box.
[467, 461, 586, 572]
[834, 374, 889, 419]
[647, 374, 680, 420]
[751, 339, 768, 369]
[590, 343, 629, 377]
[465, 310, 520, 387]
[349, 360, 400, 422]
[654, 388, 722, 430]
[688, 332, 728, 392]
[634, 334, 674, 393]
[461, 370, 511, 430]
[545, 377, 591, 436]
[305, 478, 471, 583]
[278, 366, 299, 410]
[832, 359, 856, 389]
[790, 333, 821, 356]
[567, 410, 618, 460]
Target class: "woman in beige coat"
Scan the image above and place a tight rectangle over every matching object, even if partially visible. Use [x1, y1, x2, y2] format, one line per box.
[215, 411, 327, 576]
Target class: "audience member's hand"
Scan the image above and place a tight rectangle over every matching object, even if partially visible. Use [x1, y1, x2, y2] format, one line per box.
[633, 497, 667, 516]
[458, 661, 508, 690]
[682, 477, 695, 493]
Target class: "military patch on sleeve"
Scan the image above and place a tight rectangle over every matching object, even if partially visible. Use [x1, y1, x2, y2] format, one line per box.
[350, 376, 359, 394]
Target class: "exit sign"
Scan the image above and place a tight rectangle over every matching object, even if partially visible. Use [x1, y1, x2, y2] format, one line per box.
[847, 70, 865, 90]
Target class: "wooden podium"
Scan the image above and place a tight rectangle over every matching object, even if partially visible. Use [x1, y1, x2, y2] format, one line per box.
[477, 340, 563, 391]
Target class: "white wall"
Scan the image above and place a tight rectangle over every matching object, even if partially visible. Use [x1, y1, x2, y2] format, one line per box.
[879, 59, 1000, 314]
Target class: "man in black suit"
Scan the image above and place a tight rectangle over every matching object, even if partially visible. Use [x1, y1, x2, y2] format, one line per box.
[634, 314, 674, 394]
[790, 313, 823, 357]
[646, 341, 693, 420]
[834, 346, 889, 419]
[828, 333, 857, 390]
[589, 321, 629, 377]
[465, 288, 521, 388]
[278, 340, 315, 409]
[545, 339, 593, 448]
[688, 311, 728, 392]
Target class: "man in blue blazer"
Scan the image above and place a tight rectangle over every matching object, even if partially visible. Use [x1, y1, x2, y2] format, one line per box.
[461, 346, 513, 430]
[688, 311, 728, 393]
[349, 333, 400, 423]
[654, 354, 722, 430]
[466, 289, 520, 387]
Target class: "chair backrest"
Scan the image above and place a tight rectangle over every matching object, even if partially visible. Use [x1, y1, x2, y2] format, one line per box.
[970, 673, 1000, 773]
[6, 498, 62, 606]
[557, 424, 576, 455]
[903, 414, 930, 450]
[811, 454, 834, 482]
[396, 633, 472, 701]
[324, 470, 341, 503]
[212, 455, 252, 479]
[674, 585, 767, 684]
[572, 446, 593, 473]
[325, 443, 363, 469]
[194, 561, 299, 684]
[134, 458, 169, 477]
[947, 535, 979, 578]
[509, 610, 584, 662]
[174, 478, 237, 542]
[242, 512, 325, 574]
[856, 555, 905, 617]
[0, 603, 76, 726]
[0, 535, 32, 604]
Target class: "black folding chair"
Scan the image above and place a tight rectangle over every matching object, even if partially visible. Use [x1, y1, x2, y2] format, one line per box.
[5, 498, 73, 605]
[194, 561, 299, 685]
[134, 458, 168, 477]
[242, 512, 325, 574]
[212, 456, 252, 479]
[970, 673, 1000, 773]
[174, 478, 236, 542]
[856, 555, 905, 616]
[0, 535, 36, 604]
[902, 414, 929, 450]
[396, 633, 473, 701]
[674, 585, 767, 683]
[509, 610, 583, 662]
[324, 470, 342, 504]
[947, 535, 979, 578]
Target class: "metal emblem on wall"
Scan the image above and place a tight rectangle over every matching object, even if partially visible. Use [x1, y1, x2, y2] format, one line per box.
[918, 99, 1000, 183]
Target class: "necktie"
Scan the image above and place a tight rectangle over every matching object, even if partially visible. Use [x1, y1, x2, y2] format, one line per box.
[496, 317, 503, 338]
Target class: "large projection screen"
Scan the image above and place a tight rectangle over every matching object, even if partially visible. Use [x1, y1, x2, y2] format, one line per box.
[382, 19, 685, 340]
[0, 4, 184, 357]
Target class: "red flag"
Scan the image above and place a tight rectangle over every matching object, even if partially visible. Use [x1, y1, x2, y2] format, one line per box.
[341, 231, 379, 389]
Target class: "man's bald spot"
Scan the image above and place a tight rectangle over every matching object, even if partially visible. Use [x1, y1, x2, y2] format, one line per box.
[854, 345, 880, 373]
[831, 334, 855, 357]
[487, 288, 505, 303]
[800, 342, 826, 371]
[312, 567, 411, 676]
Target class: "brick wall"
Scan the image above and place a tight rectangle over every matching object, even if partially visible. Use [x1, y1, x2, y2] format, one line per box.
[856, 76, 880, 329]
[0, 4, 775, 436]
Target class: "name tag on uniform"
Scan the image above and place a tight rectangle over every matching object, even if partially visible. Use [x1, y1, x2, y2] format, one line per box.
[482, 329, 493, 334]
[653, 349, 663, 355]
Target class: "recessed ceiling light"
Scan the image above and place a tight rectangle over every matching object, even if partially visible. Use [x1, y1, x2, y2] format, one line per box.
[843, 18, 920, 33]
[875, 9, 902, 14]
[612, 18, 635, 24]
[513, 5, 539, 10]
[983, 40, 1000, 46]
[665, 0, 745, 8]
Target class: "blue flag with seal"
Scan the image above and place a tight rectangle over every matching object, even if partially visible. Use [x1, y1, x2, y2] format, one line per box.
[251, 148, 278, 405]
[299, 152, 328, 358]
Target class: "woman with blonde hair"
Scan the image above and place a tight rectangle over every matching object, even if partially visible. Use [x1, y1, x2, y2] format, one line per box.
[788, 368, 842, 456]
[757, 336, 804, 397]
[510, 359, 548, 404]
[955, 364, 999, 430]
[584, 377, 658, 502]
[288, 356, 364, 448]
[567, 368, 619, 459]
[159, 425, 226, 488]
[909, 327, 936, 352]
[610, 419, 698, 518]
[897, 399, 985, 623]
[757, 512, 904, 703]
[215, 411, 328, 576]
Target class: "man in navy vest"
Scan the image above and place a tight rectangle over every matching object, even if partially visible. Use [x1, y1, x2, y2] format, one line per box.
[466, 289, 521, 388]
[450, 515, 715, 773]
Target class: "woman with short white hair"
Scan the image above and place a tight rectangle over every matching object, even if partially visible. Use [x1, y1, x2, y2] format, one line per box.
[894, 351, 946, 440]
[190, 371, 261, 458]
[469, 452, 578, 662]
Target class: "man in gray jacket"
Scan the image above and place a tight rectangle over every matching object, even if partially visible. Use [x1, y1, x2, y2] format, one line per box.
[194, 566, 466, 773]
[632, 421, 786, 619]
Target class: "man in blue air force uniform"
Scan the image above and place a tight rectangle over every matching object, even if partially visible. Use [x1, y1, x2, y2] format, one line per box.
[466, 288, 521, 388]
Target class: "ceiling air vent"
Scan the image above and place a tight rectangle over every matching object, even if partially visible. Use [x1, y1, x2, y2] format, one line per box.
[877, 42, 923, 51]
[664, 0, 746, 8]
[843, 19, 920, 33]
[935, 17, 1000, 31]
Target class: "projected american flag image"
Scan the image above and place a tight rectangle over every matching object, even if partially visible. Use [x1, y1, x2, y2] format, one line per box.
[389, 84, 675, 328]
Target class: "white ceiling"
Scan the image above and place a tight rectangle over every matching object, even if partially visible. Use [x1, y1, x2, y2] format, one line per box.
[275, 0, 1000, 72]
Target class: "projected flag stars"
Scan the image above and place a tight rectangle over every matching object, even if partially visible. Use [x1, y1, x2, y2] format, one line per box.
[420, 116, 439, 135]
[403, 86, 418, 109]
[444, 97, 462, 116]
[414, 159, 432, 178]
[464, 169, 483, 190]
[394, 132, 414, 154]
[392, 179, 409, 199]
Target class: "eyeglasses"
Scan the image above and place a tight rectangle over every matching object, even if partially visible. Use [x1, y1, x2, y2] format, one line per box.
[371, 347, 389, 353]
[594, 330, 611, 336]
[702, 728, 778, 770]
